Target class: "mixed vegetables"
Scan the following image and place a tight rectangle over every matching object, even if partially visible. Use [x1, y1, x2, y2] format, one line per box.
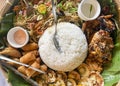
[0, 0, 120, 86]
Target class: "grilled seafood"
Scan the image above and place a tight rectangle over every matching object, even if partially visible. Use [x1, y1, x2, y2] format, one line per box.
[47, 70, 57, 83]
[77, 63, 90, 77]
[78, 72, 104, 86]
[68, 71, 81, 81]
[89, 72, 104, 86]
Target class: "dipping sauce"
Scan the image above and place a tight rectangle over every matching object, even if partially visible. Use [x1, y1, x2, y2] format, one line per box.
[14, 29, 26, 45]
[77, 0, 101, 21]
[81, 3, 95, 18]
[7, 26, 29, 48]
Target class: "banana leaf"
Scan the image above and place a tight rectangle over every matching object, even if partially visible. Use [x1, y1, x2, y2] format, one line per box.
[98, 0, 117, 16]
[97, 0, 120, 86]
[0, 12, 15, 38]
[8, 70, 30, 86]
[0, 0, 19, 49]
[102, 30, 120, 86]
[0, 0, 19, 38]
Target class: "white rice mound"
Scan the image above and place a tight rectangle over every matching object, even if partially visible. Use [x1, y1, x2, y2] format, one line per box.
[38, 22, 88, 71]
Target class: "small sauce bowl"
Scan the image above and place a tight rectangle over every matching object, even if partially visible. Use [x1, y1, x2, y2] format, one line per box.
[7, 26, 29, 48]
[78, 0, 101, 21]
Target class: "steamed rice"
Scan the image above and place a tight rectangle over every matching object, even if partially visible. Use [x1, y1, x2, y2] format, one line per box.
[38, 22, 88, 71]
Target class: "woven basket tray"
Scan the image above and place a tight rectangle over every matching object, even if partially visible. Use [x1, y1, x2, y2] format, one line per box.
[0, 0, 15, 21]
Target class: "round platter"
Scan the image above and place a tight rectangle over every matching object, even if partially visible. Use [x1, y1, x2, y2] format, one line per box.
[0, 0, 120, 86]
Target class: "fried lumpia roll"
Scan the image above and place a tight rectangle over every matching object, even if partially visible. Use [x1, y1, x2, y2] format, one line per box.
[22, 50, 38, 56]
[22, 51, 29, 56]
[31, 72, 40, 77]
[20, 51, 36, 64]
[21, 42, 38, 51]
[25, 61, 40, 78]
[40, 64, 48, 72]
[31, 50, 39, 57]
[0, 47, 21, 58]
[36, 57, 41, 64]
[18, 66, 27, 75]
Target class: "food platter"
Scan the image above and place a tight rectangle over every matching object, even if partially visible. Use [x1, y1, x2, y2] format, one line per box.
[0, 0, 120, 86]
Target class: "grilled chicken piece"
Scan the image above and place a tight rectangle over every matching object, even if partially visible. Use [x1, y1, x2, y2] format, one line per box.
[82, 20, 100, 43]
[83, 15, 115, 43]
[88, 30, 114, 63]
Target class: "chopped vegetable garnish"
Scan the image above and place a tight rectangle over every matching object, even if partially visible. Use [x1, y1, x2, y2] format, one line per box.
[37, 4, 47, 14]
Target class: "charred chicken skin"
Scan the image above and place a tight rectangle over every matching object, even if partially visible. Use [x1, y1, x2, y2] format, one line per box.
[86, 30, 114, 72]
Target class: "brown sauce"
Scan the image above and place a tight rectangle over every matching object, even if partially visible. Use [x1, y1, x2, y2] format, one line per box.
[14, 29, 26, 45]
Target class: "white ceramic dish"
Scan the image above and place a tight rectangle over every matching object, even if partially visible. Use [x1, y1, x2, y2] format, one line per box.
[78, 0, 101, 21]
[7, 26, 29, 48]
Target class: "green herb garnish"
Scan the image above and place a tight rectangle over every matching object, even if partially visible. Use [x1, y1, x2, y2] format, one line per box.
[0, 12, 14, 38]
[89, 4, 93, 17]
